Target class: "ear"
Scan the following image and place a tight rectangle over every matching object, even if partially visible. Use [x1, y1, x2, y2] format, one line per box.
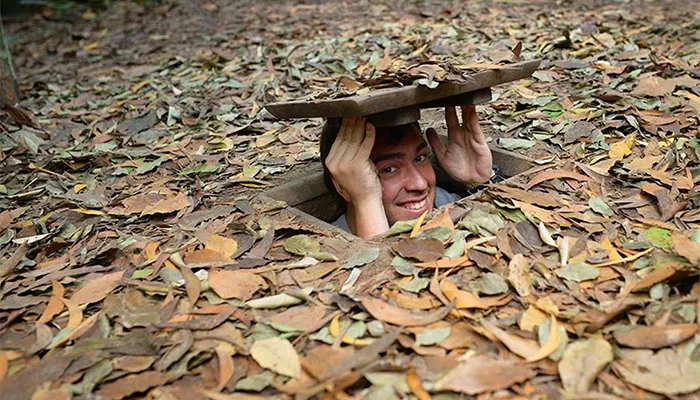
[331, 177, 352, 203]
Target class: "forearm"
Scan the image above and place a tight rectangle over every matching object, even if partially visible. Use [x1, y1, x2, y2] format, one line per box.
[348, 199, 390, 239]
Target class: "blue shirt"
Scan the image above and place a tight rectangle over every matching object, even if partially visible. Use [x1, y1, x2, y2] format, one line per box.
[331, 187, 460, 232]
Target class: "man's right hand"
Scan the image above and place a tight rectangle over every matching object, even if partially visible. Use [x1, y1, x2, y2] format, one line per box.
[324, 117, 389, 238]
[325, 117, 382, 204]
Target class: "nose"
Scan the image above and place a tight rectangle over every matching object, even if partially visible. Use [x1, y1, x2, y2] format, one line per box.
[403, 164, 429, 192]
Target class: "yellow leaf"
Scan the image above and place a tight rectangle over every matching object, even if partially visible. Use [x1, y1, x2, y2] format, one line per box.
[215, 343, 235, 390]
[205, 234, 238, 258]
[608, 134, 636, 159]
[250, 337, 301, 378]
[519, 305, 547, 332]
[72, 208, 105, 216]
[410, 210, 430, 238]
[526, 315, 561, 362]
[38, 281, 65, 324]
[329, 314, 373, 346]
[61, 297, 83, 329]
[130, 79, 151, 92]
[407, 368, 432, 400]
[599, 236, 623, 261]
[73, 184, 87, 193]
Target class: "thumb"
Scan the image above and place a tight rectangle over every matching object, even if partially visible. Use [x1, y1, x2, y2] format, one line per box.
[426, 127, 446, 161]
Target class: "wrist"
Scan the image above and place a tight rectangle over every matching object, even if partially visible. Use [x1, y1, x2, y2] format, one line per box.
[348, 197, 389, 239]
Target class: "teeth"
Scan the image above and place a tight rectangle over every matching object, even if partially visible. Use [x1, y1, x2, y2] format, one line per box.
[403, 199, 426, 210]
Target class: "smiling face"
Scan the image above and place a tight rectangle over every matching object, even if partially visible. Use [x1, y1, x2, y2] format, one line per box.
[370, 125, 436, 226]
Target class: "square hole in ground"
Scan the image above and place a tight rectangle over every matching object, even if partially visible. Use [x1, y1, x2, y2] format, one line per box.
[262, 144, 534, 239]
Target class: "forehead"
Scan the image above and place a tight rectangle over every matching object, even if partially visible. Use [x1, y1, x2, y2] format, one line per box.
[370, 125, 426, 160]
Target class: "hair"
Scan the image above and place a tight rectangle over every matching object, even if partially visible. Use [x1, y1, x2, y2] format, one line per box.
[319, 120, 422, 206]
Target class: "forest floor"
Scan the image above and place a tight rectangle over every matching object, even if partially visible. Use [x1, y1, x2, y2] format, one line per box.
[1, 1, 699, 399]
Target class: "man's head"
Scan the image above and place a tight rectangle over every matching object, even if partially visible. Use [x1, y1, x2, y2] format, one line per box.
[320, 121, 436, 226]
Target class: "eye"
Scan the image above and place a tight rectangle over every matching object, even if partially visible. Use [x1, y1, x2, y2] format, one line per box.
[381, 166, 398, 174]
[415, 154, 428, 163]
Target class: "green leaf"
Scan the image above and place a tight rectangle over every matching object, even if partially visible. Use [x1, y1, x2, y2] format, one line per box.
[478, 273, 509, 295]
[557, 263, 600, 282]
[180, 162, 220, 176]
[388, 219, 417, 235]
[135, 157, 165, 175]
[398, 277, 430, 293]
[644, 228, 672, 249]
[589, 196, 614, 216]
[497, 138, 536, 150]
[284, 234, 320, 256]
[246, 292, 304, 309]
[415, 326, 451, 347]
[235, 370, 275, 391]
[346, 321, 367, 339]
[416, 226, 453, 242]
[391, 256, 421, 276]
[81, 359, 113, 394]
[343, 247, 380, 269]
[167, 106, 181, 126]
[131, 268, 154, 279]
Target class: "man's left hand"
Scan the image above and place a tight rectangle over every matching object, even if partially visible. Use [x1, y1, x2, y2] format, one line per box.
[426, 105, 494, 186]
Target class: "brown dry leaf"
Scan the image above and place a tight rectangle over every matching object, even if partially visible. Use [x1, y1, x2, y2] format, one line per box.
[421, 209, 455, 233]
[184, 248, 232, 265]
[482, 320, 540, 359]
[361, 296, 453, 327]
[525, 168, 590, 190]
[0, 351, 7, 385]
[30, 385, 71, 400]
[179, 265, 201, 306]
[71, 270, 124, 305]
[613, 324, 697, 349]
[613, 348, 700, 395]
[250, 337, 301, 378]
[141, 192, 191, 216]
[96, 371, 180, 399]
[208, 270, 267, 301]
[407, 368, 431, 400]
[526, 315, 561, 362]
[433, 353, 536, 395]
[113, 356, 156, 373]
[38, 280, 65, 323]
[216, 343, 236, 390]
[267, 304, 329, 333]
[631, 76, 676, 97]
[671, 232, 700, 265]
[558, 338, 614, 395]
[375, 55, 392, 71]
[414, 255, 472, 269]
[205, 234, 239, 258]
[507, 254, 533, 297]
[440, 279, 487, 309]
[383, 288, 443, 310]
[392, 238, 444, 262]
[301, 344, 354, 381]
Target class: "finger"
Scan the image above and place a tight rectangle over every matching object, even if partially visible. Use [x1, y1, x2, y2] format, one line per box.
[460, 104, 476, 132]
[356, 121, 376, 160]
[426, 127, 446, 161]
[445, 106, 459, 133]
[465, 106, 487, 145]
[340, 117, 363, 161]
[348, 117, 365, 144]
[328, 118, 352, 165]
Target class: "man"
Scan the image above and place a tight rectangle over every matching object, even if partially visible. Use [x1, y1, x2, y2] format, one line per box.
[320, 105, 495, 239]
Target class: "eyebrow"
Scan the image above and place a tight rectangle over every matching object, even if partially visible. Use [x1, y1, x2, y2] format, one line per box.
[373, 142, 428, 164]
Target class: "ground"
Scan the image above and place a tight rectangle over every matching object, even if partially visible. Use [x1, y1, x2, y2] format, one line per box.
[0, 1, 699, 399]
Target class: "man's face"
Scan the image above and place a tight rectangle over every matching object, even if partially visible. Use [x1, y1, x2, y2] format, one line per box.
[370, 126, 436, 226]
